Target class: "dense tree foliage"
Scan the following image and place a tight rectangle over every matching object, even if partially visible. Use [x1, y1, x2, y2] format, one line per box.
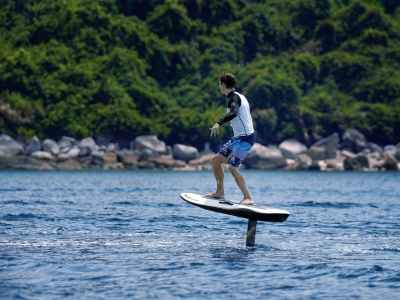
[1, 0, 399, 149]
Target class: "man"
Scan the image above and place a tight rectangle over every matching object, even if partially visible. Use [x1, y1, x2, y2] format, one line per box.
[206, 72, 256, 205]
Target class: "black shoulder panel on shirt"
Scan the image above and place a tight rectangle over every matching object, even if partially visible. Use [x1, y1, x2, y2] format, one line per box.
[228, 93, 241, 109]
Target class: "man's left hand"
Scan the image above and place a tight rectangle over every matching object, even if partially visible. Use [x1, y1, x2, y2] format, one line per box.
[210, 123, 220, 137]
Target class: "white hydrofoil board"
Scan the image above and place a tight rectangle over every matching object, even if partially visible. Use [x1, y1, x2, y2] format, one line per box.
[181, 193, 289, 222]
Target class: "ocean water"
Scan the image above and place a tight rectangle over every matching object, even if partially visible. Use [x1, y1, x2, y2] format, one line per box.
[0, 170, 399, 299]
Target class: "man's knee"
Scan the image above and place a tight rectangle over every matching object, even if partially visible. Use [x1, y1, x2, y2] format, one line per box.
[228, 164, 236, 173]
[213, 154, 227, 165]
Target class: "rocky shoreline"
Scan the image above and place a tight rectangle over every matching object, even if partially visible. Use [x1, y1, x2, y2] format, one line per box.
[0, 129, 399, 171]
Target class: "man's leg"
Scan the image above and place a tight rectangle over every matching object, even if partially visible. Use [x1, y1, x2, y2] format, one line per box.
[228, 165, 254, 205]
[205, 154, 228, 199]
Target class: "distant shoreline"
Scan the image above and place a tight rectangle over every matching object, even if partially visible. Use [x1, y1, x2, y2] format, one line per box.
[1, 129, 399, 172]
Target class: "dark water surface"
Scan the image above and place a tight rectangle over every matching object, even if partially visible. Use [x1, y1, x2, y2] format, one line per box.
[1, 170, 399, 299]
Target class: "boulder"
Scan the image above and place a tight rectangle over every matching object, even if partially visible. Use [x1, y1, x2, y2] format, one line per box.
[295, 153, 312, 170]
[0, 155, 55, 170]
[189, 153, 215, 166]
[367, 152, 382, 170]
[368, 142, 382, 153]
[311, 133, 339, 159]
[341, 128, 368, 153]
[57, 158, 82, 170]
[31, 151, 54, 160]
[137, 161, 156, 169]
[344, 155, 369, 171]
[58, 146, 80, 160]
[103, 162, 124, 170]
[0, 134, 24, 155]
[58, 136, 77, 153]
[149, 156, 187, 169]
[173, 144, 200, 162]
[278, 139, 307, 159]
[117, 149, 140, 168]
[78, 137, 97, 157]
[243, 143, 287, 169]
[325, 158, 345, 171]
[107, 143, 118, 152]
[380, 153, 398, 170]
[90, 150, 105, 168]
[305, 146, 328, 161]
[25, 136, 41, 156]
[341, 150, 357, 159]
[103, 152, 117, 163]
[139, 149, 160, 161]
[383, 145, 397, 156]
[132, 135, 167, 154]
[42, 139, 60, 156]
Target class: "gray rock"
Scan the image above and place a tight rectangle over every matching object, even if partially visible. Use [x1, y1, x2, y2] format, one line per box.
[244, 143, 287, 169]
[325, 157, 345, 171]
[139, 149, 160, 161]
[368, 142, 382, 153]
[380, 153, 398, 170]
[173, 144, 199, 162]
[305, 146, 328, 161]
[344, 155, 369, 171]
[367, 152, 381, 170]
[90, 150, 105, 167]
[92, 150, 104, 158]
[107, 143, 118, 152]
[137, 161, 156, 169]
[312, 133, 339, 159]
[149, 156, 187, 169]
[295, 153, 312, 170]
[0, 155, 56, 170]
[58, 146, 80, 160]
[58, 136, 77, 153]
[25, 136, 41, 156]
[31, 151, 54, 160]
[78, 147, 92, 157]
[78, 137, 97, 157]
[43, 139, 60, 156]
[341, 128, 368, 153]
[189, 153, 215, 166]
[133, 135, 167, 154]
[117, 149, 140, 168]
[383, 145, 397, 156]
[0, 134, 24, 155]
[279, 139, 307, 159]
[57, 158, 82, 170]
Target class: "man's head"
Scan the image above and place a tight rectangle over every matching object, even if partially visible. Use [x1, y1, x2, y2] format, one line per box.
[219, 72, 235, 94]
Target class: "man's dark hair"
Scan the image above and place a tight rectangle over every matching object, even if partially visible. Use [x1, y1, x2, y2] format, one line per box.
[219, 72, 235, 89]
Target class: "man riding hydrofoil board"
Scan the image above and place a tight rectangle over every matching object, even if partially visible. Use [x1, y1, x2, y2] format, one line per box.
[206, 72, 256, 205]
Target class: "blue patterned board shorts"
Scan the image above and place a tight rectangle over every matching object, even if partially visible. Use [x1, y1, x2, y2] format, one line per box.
[219, 133, 256, 167]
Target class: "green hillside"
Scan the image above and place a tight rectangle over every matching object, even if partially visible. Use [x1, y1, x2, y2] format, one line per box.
[1, 0, 399, 148]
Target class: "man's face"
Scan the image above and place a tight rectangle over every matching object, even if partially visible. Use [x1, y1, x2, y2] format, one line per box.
[219, 80, 225, 94]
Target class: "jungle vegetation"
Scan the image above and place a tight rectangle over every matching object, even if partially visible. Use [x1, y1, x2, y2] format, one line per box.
[1, 0, 399, 149]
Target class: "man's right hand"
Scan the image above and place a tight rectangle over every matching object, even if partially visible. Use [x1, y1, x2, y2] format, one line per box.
[210, 123, 220, 137]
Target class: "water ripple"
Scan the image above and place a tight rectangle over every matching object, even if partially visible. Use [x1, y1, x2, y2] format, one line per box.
[0, 170, 399, 299]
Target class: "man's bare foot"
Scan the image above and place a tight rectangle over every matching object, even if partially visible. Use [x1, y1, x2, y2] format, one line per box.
[204, 192, 225, 199]
[239, 199, 254, 205]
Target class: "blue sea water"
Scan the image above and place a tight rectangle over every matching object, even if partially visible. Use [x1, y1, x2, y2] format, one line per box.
[0, 170, 399, 299]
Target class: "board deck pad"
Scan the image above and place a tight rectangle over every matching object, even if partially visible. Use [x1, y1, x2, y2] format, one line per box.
[180, 193, 289, 223]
